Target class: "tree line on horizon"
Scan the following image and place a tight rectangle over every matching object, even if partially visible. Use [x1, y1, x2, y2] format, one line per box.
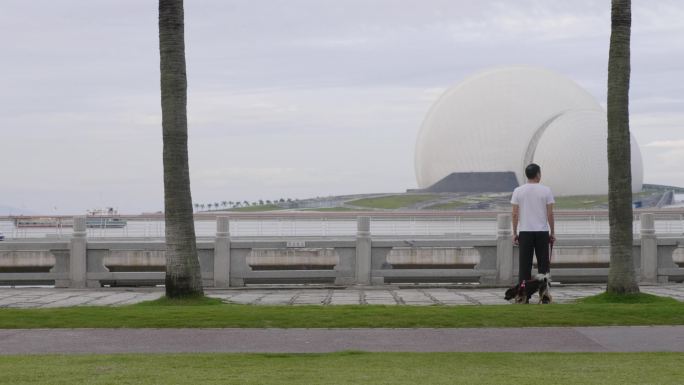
[192, 198, 297, 212]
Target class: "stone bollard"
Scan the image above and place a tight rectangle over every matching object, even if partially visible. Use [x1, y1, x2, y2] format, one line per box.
[496, 213, 514, 285]
[355, 216, 372, 285]
[69, 216, 87, 288]
[214, 216, 231, 287]
[640, 213, 657, 283]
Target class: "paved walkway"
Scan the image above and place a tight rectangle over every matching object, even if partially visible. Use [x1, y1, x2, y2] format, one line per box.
[1, 284, 684, 308]
[2, 286, 683, 355]
[1, 327, 683, 354]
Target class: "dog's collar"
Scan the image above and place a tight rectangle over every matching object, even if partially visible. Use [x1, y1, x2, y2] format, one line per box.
[517, 280, 526, 295]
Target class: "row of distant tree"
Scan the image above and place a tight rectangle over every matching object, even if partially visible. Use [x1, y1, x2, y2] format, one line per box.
[193, 198, 298, 211]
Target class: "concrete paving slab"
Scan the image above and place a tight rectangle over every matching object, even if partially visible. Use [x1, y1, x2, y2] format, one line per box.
[41, 298, 92, 308]
[429, 292, 472, 305]
[291, 291, 330, 305]
[293, 299, 326, 305]
[258, 296, 295, 305]
[364, 292, 398, 305]
[116, 293, 165, 306]
[85, 292, 141, 306]
[0, 284, 683, 308]
[395, 291, 434, 305]
[225, 293, 266, 304]
[329, 292, 360, 305]
[4, 303, 42, 308]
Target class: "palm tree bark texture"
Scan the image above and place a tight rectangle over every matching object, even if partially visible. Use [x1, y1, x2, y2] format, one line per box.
[607, 0, 639, 294]
[159, 0, 204, 297]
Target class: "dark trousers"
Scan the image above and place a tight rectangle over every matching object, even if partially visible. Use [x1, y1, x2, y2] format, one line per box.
[518, 231, 550, 283]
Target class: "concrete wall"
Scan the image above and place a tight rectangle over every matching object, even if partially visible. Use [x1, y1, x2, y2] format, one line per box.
[1, 214, 683, 287]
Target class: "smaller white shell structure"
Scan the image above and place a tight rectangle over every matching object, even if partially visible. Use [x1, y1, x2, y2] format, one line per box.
[414, 67, 643, 196]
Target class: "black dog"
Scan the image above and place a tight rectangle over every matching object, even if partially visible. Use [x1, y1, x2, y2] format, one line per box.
[504, 274, 552, 304]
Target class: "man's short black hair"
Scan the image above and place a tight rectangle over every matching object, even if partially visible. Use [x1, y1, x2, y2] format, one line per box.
[525, 163, 541, 179]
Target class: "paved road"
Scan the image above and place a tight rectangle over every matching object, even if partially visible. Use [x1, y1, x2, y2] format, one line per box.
[1, 327, 683, 354]
[2, 284, 684, 308]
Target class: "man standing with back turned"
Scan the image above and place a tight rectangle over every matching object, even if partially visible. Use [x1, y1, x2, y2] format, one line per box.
[511, 163, 555, 303]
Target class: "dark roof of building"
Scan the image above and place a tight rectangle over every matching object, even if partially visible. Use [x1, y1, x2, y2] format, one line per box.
[418, 172, 519, 193]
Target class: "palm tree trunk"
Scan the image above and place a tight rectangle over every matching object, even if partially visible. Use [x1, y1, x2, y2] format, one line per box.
[607, 0, 639, 294]
[159, 0, 203, 297]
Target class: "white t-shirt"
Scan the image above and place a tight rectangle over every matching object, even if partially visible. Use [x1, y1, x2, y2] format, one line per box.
[511, 183, 555, 232]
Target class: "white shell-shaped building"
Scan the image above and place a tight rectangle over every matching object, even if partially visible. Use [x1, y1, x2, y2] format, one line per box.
[415, 67, 643, 196]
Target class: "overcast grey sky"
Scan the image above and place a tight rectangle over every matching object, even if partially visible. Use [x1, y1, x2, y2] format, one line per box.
[1, 0, 683, 214]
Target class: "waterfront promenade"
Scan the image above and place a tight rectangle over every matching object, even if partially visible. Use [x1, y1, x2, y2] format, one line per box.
[1, 284, 683, 308]
[2, 285, 683, 355]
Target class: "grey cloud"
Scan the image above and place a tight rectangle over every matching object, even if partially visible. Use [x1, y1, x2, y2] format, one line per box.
[1, 0, 683, 213]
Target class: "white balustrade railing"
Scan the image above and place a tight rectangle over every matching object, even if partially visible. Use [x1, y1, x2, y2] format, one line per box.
[2, 212, 684, 240]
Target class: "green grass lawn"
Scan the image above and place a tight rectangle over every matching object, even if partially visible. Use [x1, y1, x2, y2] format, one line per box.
[0, 295, 682, 329]
[554, 192, 655, 209]
[425, 200, 469, 210]
[554, 195, 610, 209]
[346, 194, 439, 209]
[1, 352, 682, 385]
[578, 292, 675, 304]
[300, 207, 369, 212]
[426, 199, 487, 210]
[425, 195, 496, 210]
